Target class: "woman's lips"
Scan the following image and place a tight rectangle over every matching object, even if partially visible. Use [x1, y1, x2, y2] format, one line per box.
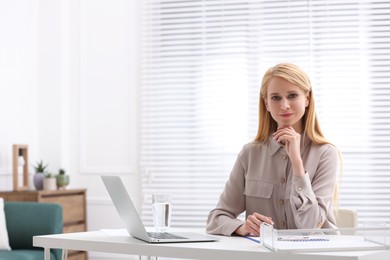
[280, 113, 293, 118]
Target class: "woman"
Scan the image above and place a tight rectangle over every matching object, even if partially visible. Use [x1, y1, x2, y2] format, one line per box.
[206, 63, 339, 237]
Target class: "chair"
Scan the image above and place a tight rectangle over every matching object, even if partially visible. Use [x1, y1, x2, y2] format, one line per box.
[0, 202, 63, 260]
[335, 208, 358, 228]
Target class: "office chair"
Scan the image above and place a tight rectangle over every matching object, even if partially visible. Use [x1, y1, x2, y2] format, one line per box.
[335, 208, 358, 228]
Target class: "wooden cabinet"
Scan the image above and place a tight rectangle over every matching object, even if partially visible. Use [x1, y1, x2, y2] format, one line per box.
[0, 189, 88, 260]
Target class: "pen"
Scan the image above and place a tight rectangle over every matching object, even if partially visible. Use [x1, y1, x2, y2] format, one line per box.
[244, 236, 261, 243]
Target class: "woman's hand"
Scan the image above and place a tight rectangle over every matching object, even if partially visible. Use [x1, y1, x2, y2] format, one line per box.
[273, 126, 305, 177]
[273, 126, 301, 163]
[234, 212, 274, 236]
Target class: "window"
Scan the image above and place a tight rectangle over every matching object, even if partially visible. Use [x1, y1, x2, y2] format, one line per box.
[140, 0, 390, 227]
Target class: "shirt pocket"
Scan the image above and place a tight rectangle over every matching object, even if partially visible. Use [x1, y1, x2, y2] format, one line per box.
[244, 179, 274, 198]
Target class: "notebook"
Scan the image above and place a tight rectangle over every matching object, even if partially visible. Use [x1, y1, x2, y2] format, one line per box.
[101, 175, 217, 243]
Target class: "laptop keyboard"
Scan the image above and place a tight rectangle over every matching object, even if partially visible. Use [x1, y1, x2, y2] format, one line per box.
[147, 232, 187, 240]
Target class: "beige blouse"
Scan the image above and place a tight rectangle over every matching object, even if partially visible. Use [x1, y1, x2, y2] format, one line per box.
[206, 134, 338, 236]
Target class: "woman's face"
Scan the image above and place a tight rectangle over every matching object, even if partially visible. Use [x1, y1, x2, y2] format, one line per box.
[264, 77, 309, 133]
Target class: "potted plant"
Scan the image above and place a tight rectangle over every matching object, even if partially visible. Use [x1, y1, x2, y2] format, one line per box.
[33, 160, 48, 190]
[43, 172, 57, 191]
[56, 168, 69, 189]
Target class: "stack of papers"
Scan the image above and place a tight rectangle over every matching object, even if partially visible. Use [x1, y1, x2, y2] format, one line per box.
[259, 223, 390, 252]
[269, 235, 384, 252]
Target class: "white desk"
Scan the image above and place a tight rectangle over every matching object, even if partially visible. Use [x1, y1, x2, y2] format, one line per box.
[33, 229, 390, 260]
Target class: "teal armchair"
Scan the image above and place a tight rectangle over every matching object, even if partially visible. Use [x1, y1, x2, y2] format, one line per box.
[0, 202, 63, 260]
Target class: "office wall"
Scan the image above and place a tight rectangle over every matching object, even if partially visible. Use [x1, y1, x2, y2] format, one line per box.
[0, 1, 139, 259]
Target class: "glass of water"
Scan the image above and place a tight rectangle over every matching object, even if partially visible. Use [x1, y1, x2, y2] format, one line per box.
[152, 193, 172, 232]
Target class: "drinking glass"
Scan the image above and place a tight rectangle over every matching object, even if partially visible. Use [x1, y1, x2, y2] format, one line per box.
[152, 193, 172, 232]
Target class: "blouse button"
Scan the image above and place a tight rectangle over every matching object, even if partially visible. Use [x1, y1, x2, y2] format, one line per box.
[280, 177, 286, 184]
[282, 155, 288, 160]
[279, 199, 284, 206]
[280, 221, 286, 227]
[297, 187, 302, 191]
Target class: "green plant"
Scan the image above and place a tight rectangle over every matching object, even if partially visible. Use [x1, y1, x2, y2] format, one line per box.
[58, 168, 66, 175]
[56, 168, 69, 189]
[34, 160, 48, 173]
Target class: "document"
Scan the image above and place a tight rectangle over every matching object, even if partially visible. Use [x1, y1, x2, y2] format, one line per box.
[267, 235, 384, 252]
[259, 223, 390, 253]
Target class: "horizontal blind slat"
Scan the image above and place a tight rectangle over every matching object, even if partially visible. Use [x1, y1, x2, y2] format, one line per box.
[140, 0, 390, 227]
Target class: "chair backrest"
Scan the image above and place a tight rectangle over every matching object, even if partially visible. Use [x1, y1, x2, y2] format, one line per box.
[335, 208, 358, 228]
[4, 202, 63, 260]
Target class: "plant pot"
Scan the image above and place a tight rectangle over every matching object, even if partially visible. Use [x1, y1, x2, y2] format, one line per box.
[56, 175, 69, 189]
[33, 173, 45, 190]
[43, 177, 57, 191]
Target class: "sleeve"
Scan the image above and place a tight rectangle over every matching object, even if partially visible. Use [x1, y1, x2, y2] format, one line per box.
[289, 145, 338, 229]
[206, 148, 247, 236]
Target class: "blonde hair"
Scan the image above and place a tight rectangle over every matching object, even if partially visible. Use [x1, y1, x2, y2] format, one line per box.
[255, 63, 328, 144]
[255, 63, 340, 207]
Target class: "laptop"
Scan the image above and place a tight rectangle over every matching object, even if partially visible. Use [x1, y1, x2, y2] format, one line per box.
[101, 175, 217, 243]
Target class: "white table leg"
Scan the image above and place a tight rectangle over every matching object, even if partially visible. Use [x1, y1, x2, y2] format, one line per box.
[44, 248, 50, 260]
[62, 249, 68, 260]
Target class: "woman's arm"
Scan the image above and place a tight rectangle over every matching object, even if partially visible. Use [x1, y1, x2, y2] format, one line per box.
[289, 145, 338, 228]
[206, 150, 247, 236]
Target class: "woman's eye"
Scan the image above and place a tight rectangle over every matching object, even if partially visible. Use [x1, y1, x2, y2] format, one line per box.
[271, 96, 281, 101]
[288, 93, 298, 99]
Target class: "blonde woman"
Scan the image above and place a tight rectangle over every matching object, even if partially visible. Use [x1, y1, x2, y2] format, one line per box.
[206, 63, 339, 236]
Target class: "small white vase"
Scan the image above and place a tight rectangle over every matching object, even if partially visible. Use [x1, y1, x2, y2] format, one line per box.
[43, 178, 57, 191]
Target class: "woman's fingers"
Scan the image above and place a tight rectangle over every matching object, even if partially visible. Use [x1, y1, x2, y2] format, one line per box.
[273, 126, 296, 143]
[245, 213, 274, 236]
[253, 213, 274, 225]
[246, 215, 261, 236]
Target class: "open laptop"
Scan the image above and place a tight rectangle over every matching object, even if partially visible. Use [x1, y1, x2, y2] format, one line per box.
[101, 175, 217, 243]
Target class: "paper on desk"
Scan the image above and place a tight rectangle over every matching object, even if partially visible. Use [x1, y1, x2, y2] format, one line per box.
[100, 229, 128, 236]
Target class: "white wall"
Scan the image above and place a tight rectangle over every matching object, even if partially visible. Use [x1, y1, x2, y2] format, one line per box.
[0, 0, 139, 259]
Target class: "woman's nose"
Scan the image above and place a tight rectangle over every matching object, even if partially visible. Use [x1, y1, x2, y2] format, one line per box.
[280, 98, 290, 109]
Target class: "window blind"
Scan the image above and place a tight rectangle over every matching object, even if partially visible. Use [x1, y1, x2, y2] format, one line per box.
[139, 0, 390, 228]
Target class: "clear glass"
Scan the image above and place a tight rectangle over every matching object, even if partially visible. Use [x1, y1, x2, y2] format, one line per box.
[152, 193, 172, 232]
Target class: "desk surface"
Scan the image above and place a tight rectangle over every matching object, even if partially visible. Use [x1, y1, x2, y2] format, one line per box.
[33, 229, 390, 260]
